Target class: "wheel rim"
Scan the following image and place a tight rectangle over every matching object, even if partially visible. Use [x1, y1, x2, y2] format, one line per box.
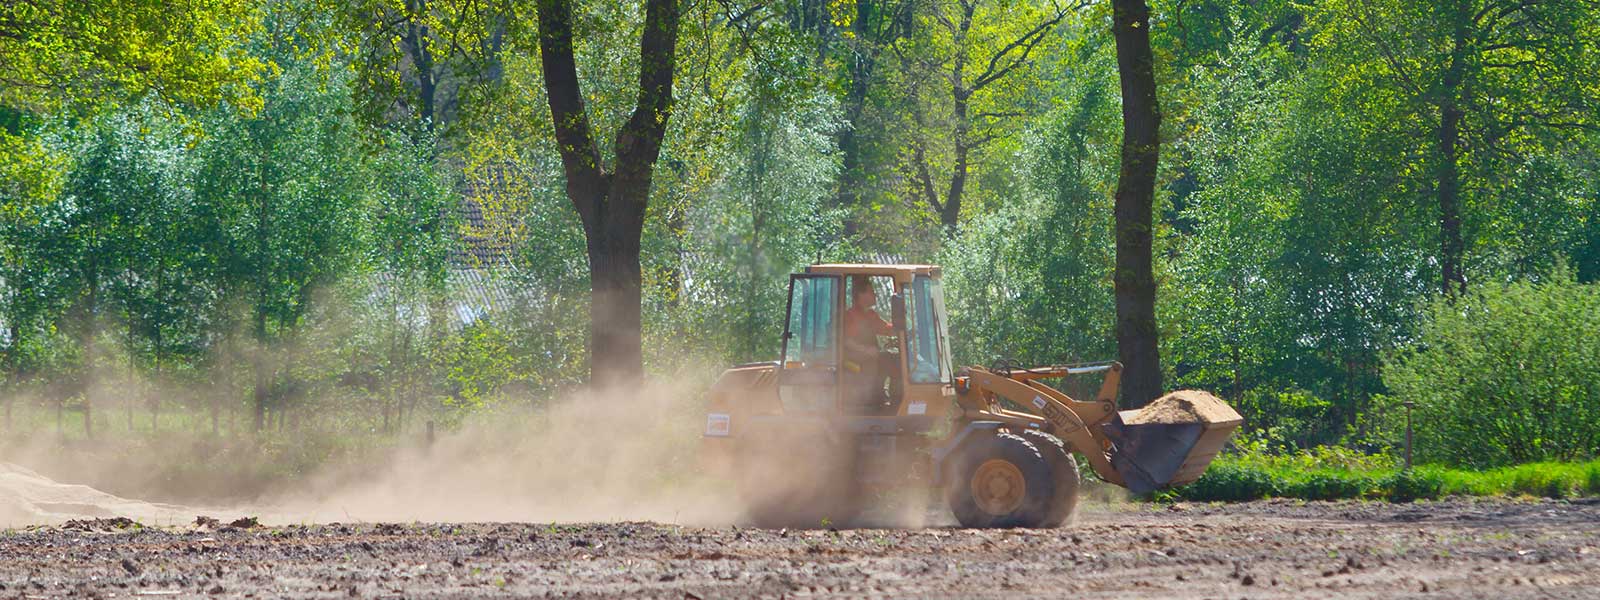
[971, 458, 1026, 515]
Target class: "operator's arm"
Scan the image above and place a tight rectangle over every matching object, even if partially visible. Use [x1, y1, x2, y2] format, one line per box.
[844, 311, 894, 358]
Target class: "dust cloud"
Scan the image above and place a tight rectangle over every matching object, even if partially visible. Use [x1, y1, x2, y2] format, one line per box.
[0, 376, 742, 528]
[262, 377, 740, 526]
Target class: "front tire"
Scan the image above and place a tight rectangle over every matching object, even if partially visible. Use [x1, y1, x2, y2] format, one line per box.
[945, 431, 1056, 528]
[1018, 429, 1080, 527]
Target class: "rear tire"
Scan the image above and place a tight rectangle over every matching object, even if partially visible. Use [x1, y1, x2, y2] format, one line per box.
[945, 431, 1055, 528]
[1018, 429, 1081, 527]
[735, 430, 861, 529]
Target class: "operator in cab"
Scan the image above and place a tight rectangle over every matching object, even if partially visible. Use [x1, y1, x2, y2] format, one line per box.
[843, 275, 894, 411]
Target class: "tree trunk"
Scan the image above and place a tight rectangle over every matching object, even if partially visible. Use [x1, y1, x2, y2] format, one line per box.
[942, 96, 969, 235]
[211, 369, 221, 436]
[536, 0, 678, 390]
[126, 348, 135, 432]
[404, 0, 439, 129]
[79, 285, 96, 439]
[832, 1, 883, 239]
[587, 230, 646, 388]
[151, 330, 161, 433]
[835, 58, 872, 238]
[253, 309, 268, 432]
[4, 322, 16, 432]
[1437, 49, 1467, 296]
[1110, 0, 1163, 407]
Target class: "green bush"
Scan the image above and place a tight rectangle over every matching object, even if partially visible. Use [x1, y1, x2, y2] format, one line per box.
[1178, 461, 1279, 501]
[1289, 472, 1375, 500]
[1172, 455, 1600, 503]
[1382, 272, 1600, 468]
[1383, 469, 1445, 502]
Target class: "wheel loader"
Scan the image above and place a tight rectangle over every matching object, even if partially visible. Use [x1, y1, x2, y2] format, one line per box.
[699, 264, 1242, 528]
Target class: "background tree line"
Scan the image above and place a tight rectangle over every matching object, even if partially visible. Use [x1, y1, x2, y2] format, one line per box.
[0, 0, 1596, 469]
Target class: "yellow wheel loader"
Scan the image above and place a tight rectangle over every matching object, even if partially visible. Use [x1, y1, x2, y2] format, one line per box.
[700, 264, 1242, 528]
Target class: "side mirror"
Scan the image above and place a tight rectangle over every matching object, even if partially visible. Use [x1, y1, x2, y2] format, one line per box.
[890, 293, 906, 331]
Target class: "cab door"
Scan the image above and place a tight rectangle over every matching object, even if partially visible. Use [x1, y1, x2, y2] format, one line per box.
[778, 274, 842, 414]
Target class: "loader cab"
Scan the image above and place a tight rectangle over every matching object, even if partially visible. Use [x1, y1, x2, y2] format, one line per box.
[778, 264, 954, 418]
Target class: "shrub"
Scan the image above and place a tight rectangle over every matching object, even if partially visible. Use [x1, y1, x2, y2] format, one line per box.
[1178, 462, 1279, 501]
[1233, 389, 1342, 450]
[1289, 472, 1374, 500]
[1382, 272, 1600, 468]
[1383, 469, 1445, 502]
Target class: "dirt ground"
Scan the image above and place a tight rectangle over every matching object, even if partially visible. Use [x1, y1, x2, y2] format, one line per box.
[1, 497, 1597, 599]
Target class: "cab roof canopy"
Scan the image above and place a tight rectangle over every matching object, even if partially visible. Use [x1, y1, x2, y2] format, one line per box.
[805, 263, 941, 282]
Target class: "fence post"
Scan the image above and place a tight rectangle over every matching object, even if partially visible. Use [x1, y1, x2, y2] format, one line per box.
[1403, 401, 1415, 471]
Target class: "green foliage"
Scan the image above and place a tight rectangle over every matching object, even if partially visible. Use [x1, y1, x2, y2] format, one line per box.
[1, 0, 1599, 489]
[1172, 447, 1600, 502]
[1232, 389, 1340, 450]
[940, 36, 1120, 366]
[1177, 461, 1279, 501]
[1381, 273, 1600, 468]
[195, 57, 369, 341]
[1382, 469, 1444, 503]
[0, 0, 266, 113]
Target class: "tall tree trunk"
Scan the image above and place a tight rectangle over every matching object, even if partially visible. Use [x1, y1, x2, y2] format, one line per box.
[832, 0, 882, 239]
[835, 57, 872, 238]
[938, 4, 975, 236]
[253, 309, 268, 432]
[942, 96, 969, 234]
[151, 327, 161, 432]
[536, 0, 678, 390]
[126, 345, 135, 431]
[404, 0, 438, 130]
[1437, 41, 1467, 296]
[211, 352, 221, 436]
[587, 230, 646, 387]
[4, 322, 16, 432]
[1110, 0, 1163, 407]
[79, 311, 95, 439]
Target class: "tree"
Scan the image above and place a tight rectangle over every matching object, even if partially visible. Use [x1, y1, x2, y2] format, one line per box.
[1109, 0, 1162, 406]
[195, 59, 368, 432]
[337, 0, 513, 132]
[828, 0, 914, 238]
[534, 0, 680, 388]
[0, 0, 264, 114]
[898, 0, 1075, 234]
[1322, 0, 1600, 295]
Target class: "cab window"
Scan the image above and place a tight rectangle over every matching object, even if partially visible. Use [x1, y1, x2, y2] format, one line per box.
[906, 275, 952, 383]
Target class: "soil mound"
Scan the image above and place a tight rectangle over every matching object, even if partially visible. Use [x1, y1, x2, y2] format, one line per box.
[0, 462, 191, 528]
[1122, 390, 1242, 426]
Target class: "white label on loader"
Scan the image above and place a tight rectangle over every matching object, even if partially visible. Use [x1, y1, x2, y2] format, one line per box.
[1032, 395, 1048, 409]
[908, 402, 927, 415]
[705, 413, 731, 437]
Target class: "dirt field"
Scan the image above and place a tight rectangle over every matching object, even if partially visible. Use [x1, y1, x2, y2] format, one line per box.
[2, 498, 1597, 599]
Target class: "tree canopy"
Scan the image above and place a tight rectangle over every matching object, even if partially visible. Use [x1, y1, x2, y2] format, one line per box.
[0, 0, 1596, 465]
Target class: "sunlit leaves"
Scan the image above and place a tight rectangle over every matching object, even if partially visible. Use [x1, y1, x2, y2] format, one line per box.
[0, 0, 267, 114]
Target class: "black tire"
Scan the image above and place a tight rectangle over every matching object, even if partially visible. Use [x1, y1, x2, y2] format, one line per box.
[1017, 429, 1081, 528]
[735, 430, 861, 529]
[945, 431, 1056, 528]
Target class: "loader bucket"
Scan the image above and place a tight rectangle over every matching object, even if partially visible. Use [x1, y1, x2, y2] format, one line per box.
[1102, 391, 1243, 495]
